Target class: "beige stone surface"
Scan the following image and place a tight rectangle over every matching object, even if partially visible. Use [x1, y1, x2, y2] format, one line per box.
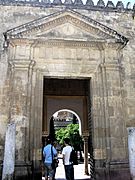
[0, 4, 134, 177]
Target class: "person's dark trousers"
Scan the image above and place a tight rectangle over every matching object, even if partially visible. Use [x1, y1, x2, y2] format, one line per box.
[52, 168, 56, 180]
[64, 164, 74, 180]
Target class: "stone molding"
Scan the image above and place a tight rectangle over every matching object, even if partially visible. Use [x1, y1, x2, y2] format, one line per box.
[8, 59, 36, 69]
[5, 9, 128, 46]
[8, 39, 124, 52]
[9, 39, 104, 48]
[99, 62, 123, 69]
[82, 131, 89, 137]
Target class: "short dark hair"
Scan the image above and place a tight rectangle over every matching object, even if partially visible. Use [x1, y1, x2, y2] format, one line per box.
[46, 136, 52, 144]
[64, 138, 70, 144]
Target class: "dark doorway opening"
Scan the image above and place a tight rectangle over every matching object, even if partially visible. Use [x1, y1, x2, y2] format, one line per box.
[42, 78, 94, 179]
[43, 78, 90, 96]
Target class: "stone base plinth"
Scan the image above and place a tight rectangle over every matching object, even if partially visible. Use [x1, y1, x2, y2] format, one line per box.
[0, 160, 42, 180]
[14, 161, 32, 180]
[95, 168, 131, 180]
[94, 161, 131, 180]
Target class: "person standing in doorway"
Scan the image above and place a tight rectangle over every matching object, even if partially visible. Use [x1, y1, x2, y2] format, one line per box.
[62, 138, 74, 180]
[43, 136, 57, 180]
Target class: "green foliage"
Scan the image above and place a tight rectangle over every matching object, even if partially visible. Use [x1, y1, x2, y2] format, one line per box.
[55, 124, 83, 151]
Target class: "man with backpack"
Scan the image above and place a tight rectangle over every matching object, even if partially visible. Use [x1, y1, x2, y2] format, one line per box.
[62, 138, 74, 180]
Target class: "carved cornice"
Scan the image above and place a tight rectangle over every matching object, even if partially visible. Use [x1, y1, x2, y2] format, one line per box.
[8, 39, 35, 46]
[5, 9, 128, 46]
[10, 38, 122, 50]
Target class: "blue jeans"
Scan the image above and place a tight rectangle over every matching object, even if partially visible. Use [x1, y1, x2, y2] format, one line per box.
[44, 163, 54, 178]
[64, 164, 74, 180]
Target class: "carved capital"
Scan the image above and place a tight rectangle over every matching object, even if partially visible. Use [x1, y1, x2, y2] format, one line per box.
[9, 59, 36, 69]
[99, 62, 121, 70]
[42, 131, 48, 137]
[82, 131, 89, 141]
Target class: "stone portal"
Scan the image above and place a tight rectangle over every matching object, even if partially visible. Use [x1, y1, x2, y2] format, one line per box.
[42, 78, 90, 175]
[2, 9, 129, 180]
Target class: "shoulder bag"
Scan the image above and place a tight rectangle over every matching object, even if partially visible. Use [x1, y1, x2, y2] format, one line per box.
[51, 145, 59, 169]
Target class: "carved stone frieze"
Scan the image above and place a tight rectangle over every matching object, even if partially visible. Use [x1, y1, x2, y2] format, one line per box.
[5, 9, 128, 46]
[34, 40, 104, 48]
[10, 39, 122, 54]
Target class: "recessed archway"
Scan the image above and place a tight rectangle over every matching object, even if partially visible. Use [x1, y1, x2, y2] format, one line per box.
[46, 108, 90, 179]
[42, 77, 90, 136]
[52, 108, 82, 135]
[42, 78, 92, 177]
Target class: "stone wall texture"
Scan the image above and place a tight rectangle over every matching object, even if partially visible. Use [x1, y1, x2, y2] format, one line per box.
[0, 1, 135, 179]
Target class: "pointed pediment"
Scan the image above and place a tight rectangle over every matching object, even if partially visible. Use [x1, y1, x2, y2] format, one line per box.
[36, 22, 99, 41]
[6, 9, 128, 44]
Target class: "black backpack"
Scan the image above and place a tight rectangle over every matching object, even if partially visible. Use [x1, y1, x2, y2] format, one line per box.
[70, 148, 78, 165]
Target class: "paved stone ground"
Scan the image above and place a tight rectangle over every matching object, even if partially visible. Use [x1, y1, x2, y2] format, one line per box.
[42, 158, 91, 180]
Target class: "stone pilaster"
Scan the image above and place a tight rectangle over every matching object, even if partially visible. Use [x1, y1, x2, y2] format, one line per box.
[7, 44, 36, 178]
[92, 44, 130, 179]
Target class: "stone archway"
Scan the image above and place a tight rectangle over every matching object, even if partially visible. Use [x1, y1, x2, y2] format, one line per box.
[52, 108, 82, 134]
[42, 78, 90, 136]
[42, 78, 91, 175]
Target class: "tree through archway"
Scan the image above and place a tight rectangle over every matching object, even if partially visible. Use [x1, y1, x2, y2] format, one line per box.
[49, 109, 84, 162]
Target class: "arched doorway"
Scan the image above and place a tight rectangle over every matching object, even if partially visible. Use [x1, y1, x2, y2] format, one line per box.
[45, 109, 89, 179]
[52, 109, 82, 134]
[42, 78, 93, 177]
[49, 109, 83, 160]
[50, 110, 82, 153]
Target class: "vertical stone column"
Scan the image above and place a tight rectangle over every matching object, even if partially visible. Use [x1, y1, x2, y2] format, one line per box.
[91, 48, 109, 179]
[98, 44, 127, 162]
[92, 65, 108, 165]
[9, 60, 35, 160]
[92, 43, 128, 179]
[99, 63, 111, 162]
[31, 70, 43, 179]
[8, 56, 36, 179]
[99, 44, 128, 179]
[127, 127, 135, 180]
[83, 135, 89, 175]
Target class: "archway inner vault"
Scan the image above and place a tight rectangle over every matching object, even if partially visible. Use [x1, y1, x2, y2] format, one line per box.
[42, 78, 90, 137]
